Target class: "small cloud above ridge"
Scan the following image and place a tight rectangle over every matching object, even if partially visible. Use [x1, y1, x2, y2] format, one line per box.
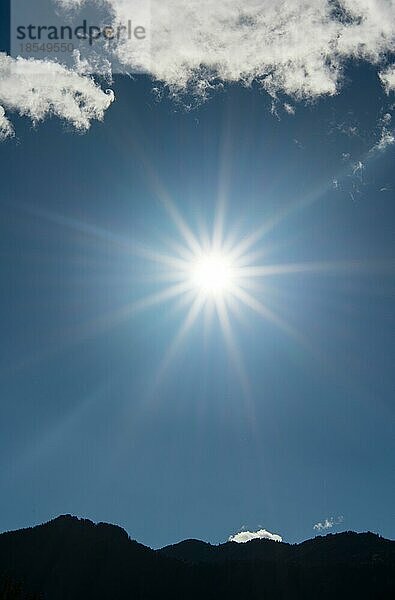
[229, 528, 283, 543]
[313, 515, 344, 532]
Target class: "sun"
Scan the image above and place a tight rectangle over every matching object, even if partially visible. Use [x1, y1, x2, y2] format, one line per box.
[117, 196, 327, 391]
[34, 185, 364, 398]
[191, 251, 234, 297]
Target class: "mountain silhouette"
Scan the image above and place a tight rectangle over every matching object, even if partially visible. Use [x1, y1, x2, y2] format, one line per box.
[0, 515, 394, 599]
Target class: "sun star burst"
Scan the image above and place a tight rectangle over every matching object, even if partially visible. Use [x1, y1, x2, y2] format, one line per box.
[131, 201, 303, 394]
[190, 251, 235, 297]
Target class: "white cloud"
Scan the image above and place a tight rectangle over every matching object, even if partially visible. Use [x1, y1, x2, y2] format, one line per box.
[59, 0, 395, 99]
[284, 103, 296, 115]
[379, 65, 395, 93]
[313, 515, 344, 532]
[0, 53, 114, 139]
[375, 127, 395, 151]
[0, 105, 14, 140]
[229, 528, 283, 543]
[367, 112, 395, 153]
[352, 160, 365, 176]
[3, 0, 395, 139]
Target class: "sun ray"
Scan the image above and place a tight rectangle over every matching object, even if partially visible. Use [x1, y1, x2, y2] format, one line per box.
[215, 296, 251, 396]
[121, 202, 335, 395]
[214, 296, 257, 425]
[213, 105, 233, 251]
[161, 235, 197, 262]
[124, 282, 193, 314]
[234, 259, 395, 279]
[62, 281, 195, 348]
[213, 189, 226, 250]
[131, 246, 190, 271]
[229, 285, 306, 345]
[160, 195, 203, 255]
[26, 194, 377, 406]
[152, 293, 207, 389]
[227, 177, 345, 263]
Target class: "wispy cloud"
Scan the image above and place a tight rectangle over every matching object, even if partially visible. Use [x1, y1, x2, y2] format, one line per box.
[374, 128, 395, 152]
[59, 0, 395, 99]
[0, 105, 13, 140]
[313, 515, 344, 532]
[3, 0, 395, 139]
[0, 53, 114, 139]
[229, 528, 282, 543]
[284, 103, 296, 115]
[379, 65, 395, 94]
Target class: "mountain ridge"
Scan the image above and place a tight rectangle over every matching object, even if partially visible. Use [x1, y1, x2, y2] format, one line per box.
[0, 515, 394, 599]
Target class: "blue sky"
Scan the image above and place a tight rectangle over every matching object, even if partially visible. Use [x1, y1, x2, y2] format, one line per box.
[0, 1, 394, 548]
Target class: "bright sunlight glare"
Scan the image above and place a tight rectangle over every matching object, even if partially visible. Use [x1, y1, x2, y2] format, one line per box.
[120, 197, 362, 392]
[191, 252, 234, 296]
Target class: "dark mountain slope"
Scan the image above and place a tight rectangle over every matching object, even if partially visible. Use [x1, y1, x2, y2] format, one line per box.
[0, 516, 197, 600]
[159, 530, 395, 565]
[159, 536, 292, 563]
[159, 531, 395, 599]
[0, 516, 394, 600]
